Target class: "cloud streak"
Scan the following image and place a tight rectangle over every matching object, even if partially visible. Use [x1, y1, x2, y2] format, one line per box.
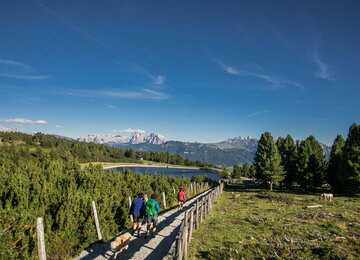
[34, 0, 110, 49]
[248, 110, 269, 118]
[216, 60, 304, 90]
[0, 59, 32, 71]
[1, 118, 48, 124]
[0, 73, 49, 80]
[0, 59, 49, 79]
[131, 64, 166, 86]
[113, 128, 146, 134]
[65, 88, 170, 100]
[313, 49, 335, 81]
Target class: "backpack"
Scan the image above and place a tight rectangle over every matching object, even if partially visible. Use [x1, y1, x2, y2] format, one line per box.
[145, 199, 156, 216]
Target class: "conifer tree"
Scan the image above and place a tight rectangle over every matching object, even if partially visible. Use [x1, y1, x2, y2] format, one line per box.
[242, 162, 250, 177]
[297, 136, 325, 190]
[342, 123, 360, 195]
[253, 132, 284, 191]
[327, 135, 345, 192]
[232, 163, 242, 179]
[277, 135, 298, 189]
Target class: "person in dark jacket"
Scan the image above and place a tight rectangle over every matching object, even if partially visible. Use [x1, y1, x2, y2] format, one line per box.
[129, 193, 145, 237]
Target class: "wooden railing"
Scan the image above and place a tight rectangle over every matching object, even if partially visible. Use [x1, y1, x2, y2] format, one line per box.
[174, 183, 224, 259]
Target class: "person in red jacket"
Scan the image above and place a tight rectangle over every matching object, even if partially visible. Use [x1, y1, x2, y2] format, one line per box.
[178, 187, 186, 211]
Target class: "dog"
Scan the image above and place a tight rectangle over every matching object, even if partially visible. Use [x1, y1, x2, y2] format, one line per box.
[111, 232, 131, 259]
[319, 193, 333, 202]
[231, 192, 240, 199]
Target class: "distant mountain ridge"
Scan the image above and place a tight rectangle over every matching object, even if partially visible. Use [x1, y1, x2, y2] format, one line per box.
[78, 133, 331, 166]
[0, 125, 19, 133]
[77, 132, 167, 145]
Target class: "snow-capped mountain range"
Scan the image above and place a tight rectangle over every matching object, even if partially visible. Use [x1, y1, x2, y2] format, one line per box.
[0, 125, 19, 133]
[77, 132, 167, 145]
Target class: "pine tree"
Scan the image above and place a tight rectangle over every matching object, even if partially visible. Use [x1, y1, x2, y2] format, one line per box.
[221, 165, 230, 178]
[277, 135, 298, 189]
[327, 135, 345, 192]
[242, 162, 250, 177]
[253, 132, 284, 191]
[232, 163, 242, 179]
[297, 136, 325, 190]
[342, 123, 360, 195]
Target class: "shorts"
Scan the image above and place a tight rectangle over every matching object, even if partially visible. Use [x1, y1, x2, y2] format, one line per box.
[133, 215, 143, 223]
[146, 215, 158, 224]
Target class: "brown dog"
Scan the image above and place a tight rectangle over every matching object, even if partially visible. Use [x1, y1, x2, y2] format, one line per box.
[111, 232, 131, 259]
[231, 192, 240, 198]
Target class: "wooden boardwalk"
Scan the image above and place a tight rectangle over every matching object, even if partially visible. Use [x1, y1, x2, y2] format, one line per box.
[75, 190, 212, 260]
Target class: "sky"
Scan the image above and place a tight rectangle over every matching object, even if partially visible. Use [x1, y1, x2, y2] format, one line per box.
[0, 0, 359, 145]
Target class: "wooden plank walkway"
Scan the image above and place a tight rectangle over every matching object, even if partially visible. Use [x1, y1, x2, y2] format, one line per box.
[74, 190, 211, 260]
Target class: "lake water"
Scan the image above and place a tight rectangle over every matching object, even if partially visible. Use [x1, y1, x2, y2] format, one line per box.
[106, 166, 222, 180]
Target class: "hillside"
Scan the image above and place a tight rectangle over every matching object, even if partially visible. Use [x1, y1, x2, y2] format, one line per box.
[107, 136, 330, 167]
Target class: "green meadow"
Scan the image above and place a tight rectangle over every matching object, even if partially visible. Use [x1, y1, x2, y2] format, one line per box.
[189, 184, 360, 259]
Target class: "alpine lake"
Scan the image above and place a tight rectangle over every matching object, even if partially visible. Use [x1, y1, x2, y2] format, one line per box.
[106, 166, 222, 180]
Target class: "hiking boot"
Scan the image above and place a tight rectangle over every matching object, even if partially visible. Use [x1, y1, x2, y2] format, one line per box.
[145, 233, 149, 239]
[152, 234, 156, 238]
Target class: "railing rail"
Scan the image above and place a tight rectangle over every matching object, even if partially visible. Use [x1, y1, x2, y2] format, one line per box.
[173, 183, 224, 259]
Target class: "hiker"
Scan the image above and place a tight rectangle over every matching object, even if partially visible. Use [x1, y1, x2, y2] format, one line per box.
[178, 187, 186, 211]
[145, 194, 160, 238]
[129, 193, 145, 237]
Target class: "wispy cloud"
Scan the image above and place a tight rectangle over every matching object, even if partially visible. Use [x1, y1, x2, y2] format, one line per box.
[0, 118, 48, 124]
[0, 59, 49, 79]
[113, 128, 146, 134]
[55, 124, 63, 128]
[216, 60, 303, 90]
[0, 73, 49, 80]
[248, 110, 269, 118]
[65, 88, 169, 100]
[106, 104, 116, 109]
[131, 64, 166, 86]
[0, 60, 32, 71]
[34, 0, 110, 49]
[313, 49, 335, 81]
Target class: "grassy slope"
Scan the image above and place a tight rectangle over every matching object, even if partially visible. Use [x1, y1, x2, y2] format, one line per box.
[189, 184, 360, 259]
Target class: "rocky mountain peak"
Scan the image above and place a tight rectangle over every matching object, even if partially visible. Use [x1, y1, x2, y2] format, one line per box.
[0, 125, 19, 133]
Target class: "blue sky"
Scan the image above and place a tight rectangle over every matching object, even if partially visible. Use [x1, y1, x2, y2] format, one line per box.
[0, 0, 359, 145]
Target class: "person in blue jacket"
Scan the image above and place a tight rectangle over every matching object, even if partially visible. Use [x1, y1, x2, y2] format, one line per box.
[129, 193, 145, 237]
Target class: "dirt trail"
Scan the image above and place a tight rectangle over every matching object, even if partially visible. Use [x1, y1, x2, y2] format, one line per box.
[75, 190, 210, 260]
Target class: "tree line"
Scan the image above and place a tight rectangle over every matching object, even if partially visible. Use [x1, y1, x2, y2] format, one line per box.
[0, 131, 217, 169]
[231, 123, 360, 195]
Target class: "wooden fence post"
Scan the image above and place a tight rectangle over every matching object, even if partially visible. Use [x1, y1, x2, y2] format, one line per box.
[194, 182, 197, 194]
[175, 235, 182, 260]
[162, 192, 167, 209]
[190, 183, 193, 194]
[195, 199, 199, 229]
[200, 198, 203, 223]
[37, 217, 46, 260]
[173, 186, 176, 194]
[204, 197, 207, 219]
[188, 208, 194, 244]
[91, 201, 103, 241]
[183, 210, 188, 260]
[128, 197, 133, 222]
